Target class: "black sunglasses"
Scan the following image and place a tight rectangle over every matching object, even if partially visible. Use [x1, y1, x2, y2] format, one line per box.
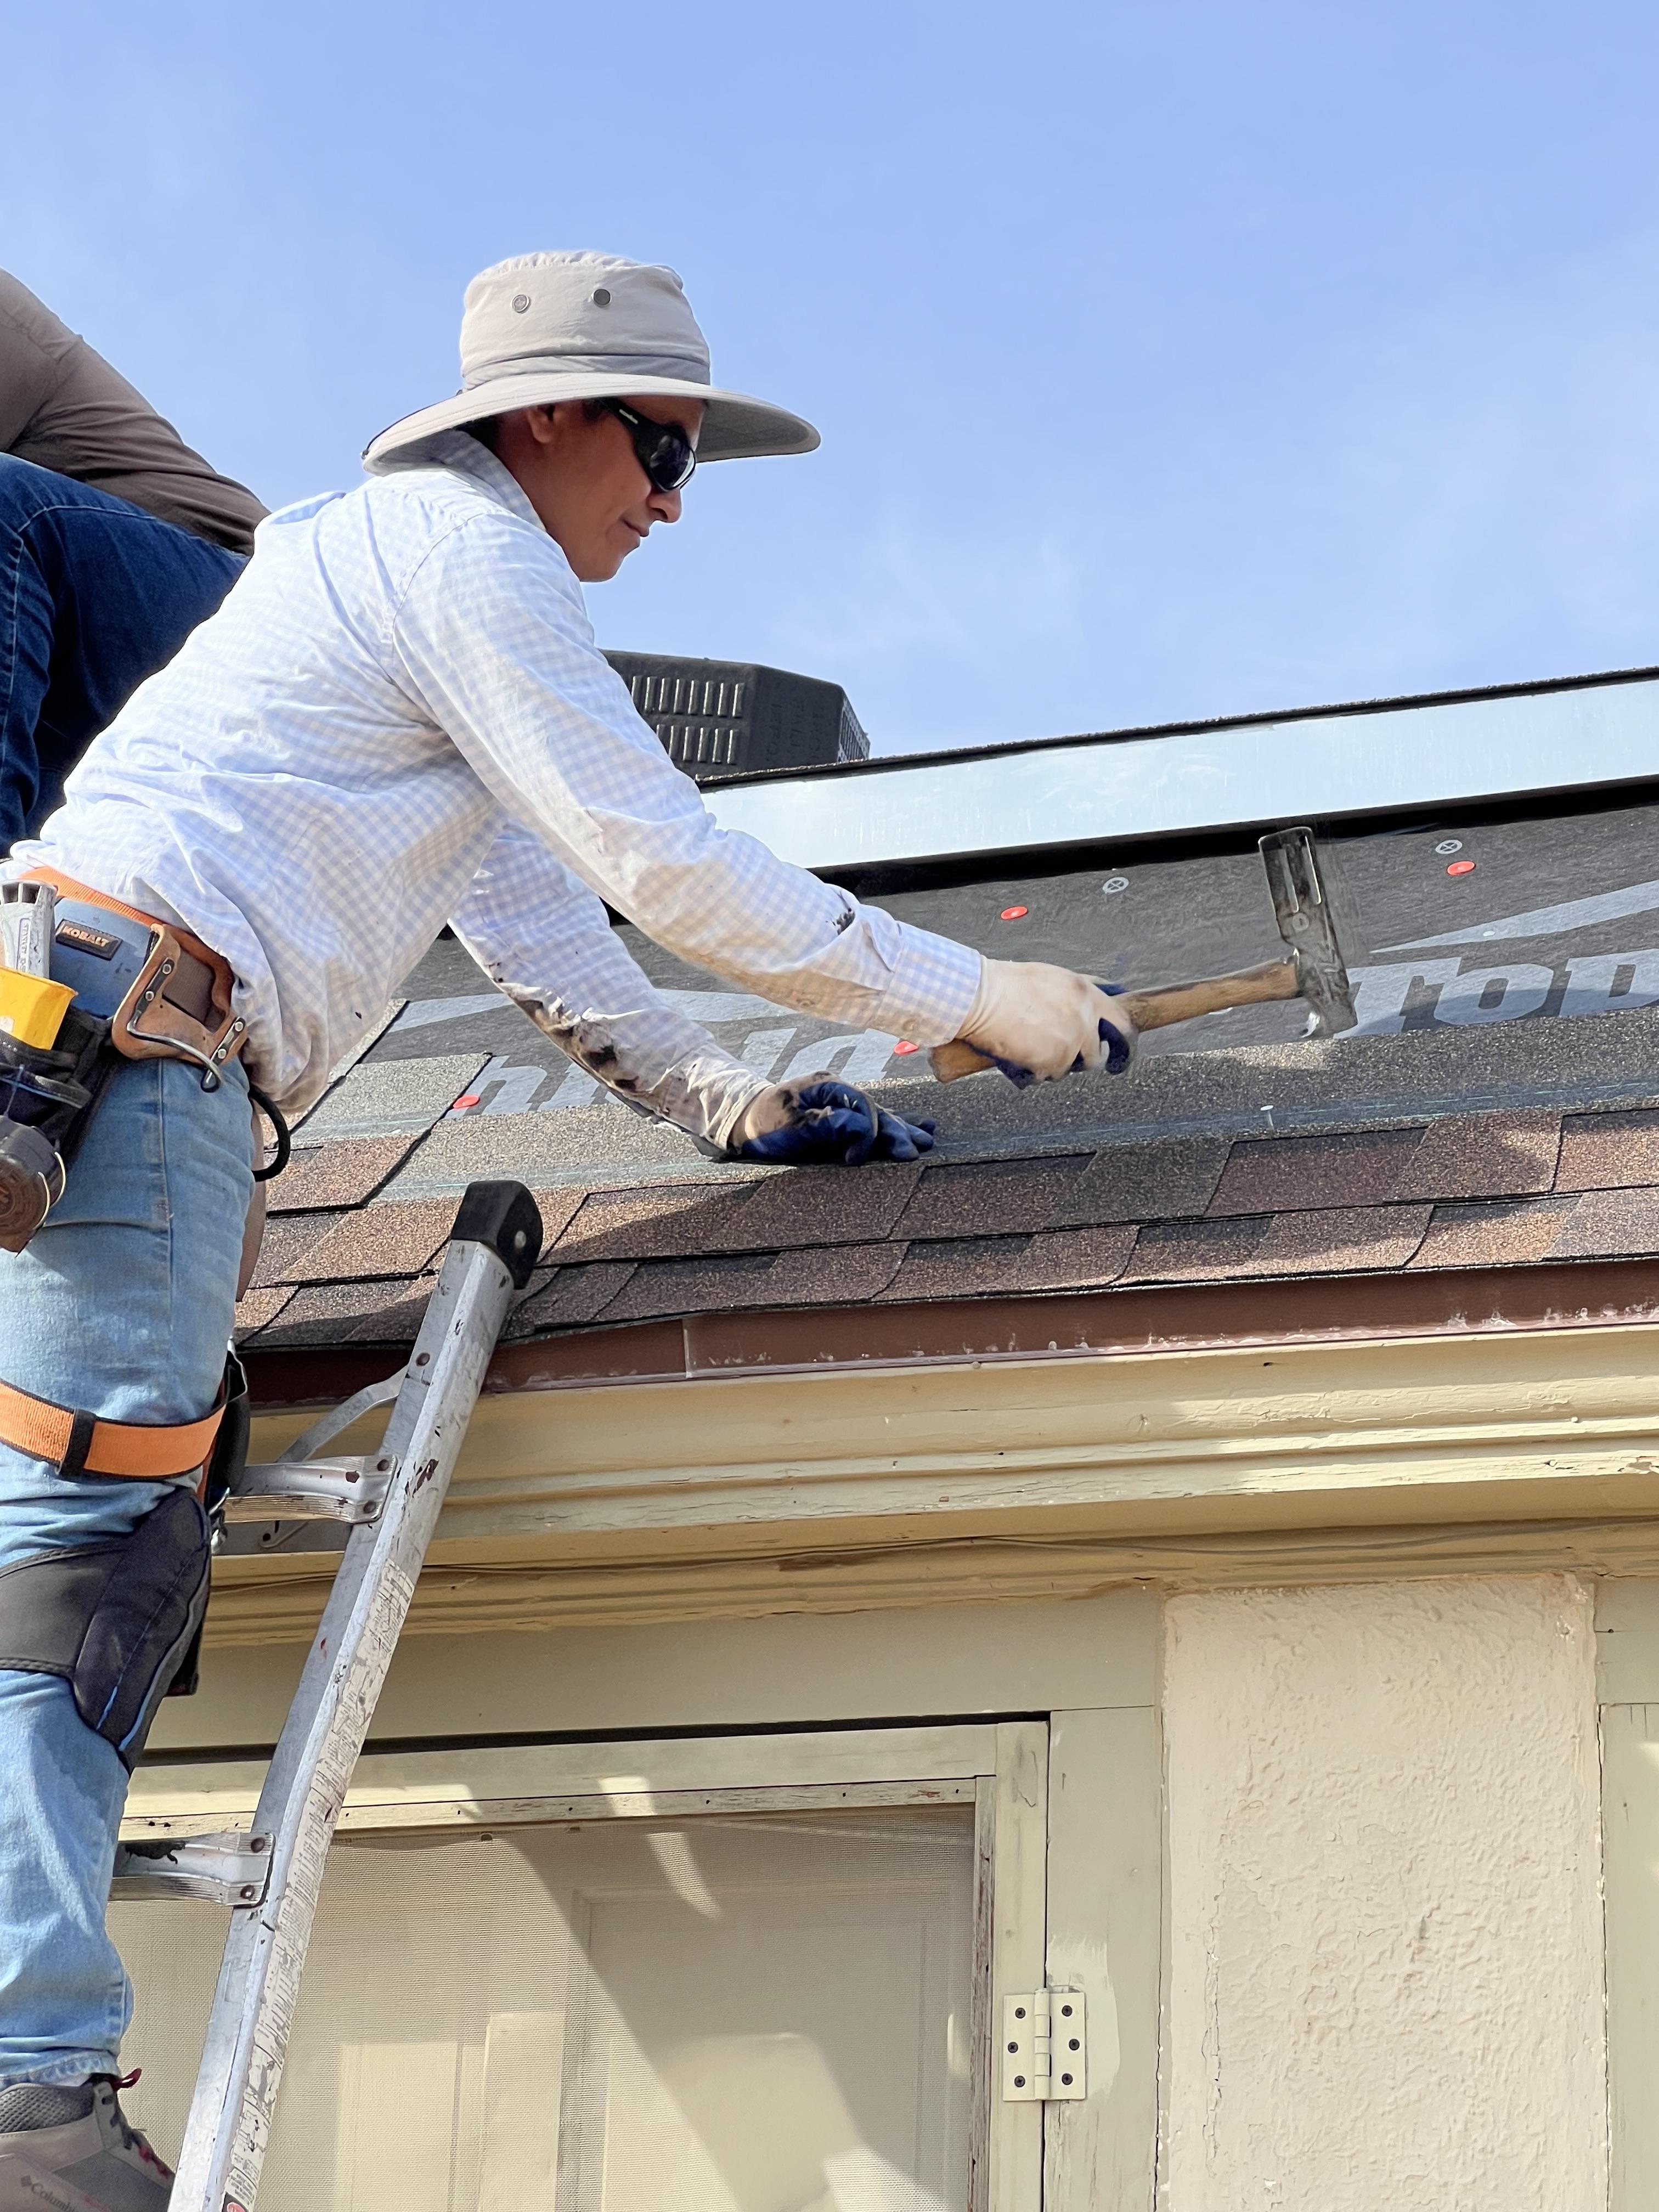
[597, 399, 698, 494]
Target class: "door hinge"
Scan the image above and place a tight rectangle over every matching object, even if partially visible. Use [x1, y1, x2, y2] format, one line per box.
[1001, 1989, 1086, 2101]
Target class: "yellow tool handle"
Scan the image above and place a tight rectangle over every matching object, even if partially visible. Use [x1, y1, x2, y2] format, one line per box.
[929, 958, 1301, 1082]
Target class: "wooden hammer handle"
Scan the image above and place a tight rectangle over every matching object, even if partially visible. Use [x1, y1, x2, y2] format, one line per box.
[928, 958, 1300, 1081]
[1126, 957, 1300, 1030]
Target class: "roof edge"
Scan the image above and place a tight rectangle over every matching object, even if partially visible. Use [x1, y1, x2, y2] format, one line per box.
[244, 1251, 1659, 1410]
[697, 661, 1659, 790]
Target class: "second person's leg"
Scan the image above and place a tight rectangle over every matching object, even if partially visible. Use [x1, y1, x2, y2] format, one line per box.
[0, 455, 246, 843]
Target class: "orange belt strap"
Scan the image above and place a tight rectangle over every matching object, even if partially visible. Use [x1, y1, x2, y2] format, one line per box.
[0, 1373, 227, 1482]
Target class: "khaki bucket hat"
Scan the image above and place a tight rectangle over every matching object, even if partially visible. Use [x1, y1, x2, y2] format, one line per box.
[363, 249, 819, 471]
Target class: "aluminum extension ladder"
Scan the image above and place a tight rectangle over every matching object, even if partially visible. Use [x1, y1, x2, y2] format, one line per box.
[110, 1178, 542, 2212]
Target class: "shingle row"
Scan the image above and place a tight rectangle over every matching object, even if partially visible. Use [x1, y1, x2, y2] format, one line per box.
[235, 1103, 1659, 1351]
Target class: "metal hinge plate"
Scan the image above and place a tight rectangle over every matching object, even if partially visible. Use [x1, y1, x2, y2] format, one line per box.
[1002, 1989, 1086, 2101]
[111, 1831, 273, 1905]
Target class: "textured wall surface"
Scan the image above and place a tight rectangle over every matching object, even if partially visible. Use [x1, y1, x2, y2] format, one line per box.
[1162, 1576, 1607, 2210]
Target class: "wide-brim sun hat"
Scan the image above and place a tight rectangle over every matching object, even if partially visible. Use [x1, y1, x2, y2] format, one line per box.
[363, 249, 819, 471]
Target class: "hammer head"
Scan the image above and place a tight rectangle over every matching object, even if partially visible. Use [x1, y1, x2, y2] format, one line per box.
[1258, 827, 1357, 1038]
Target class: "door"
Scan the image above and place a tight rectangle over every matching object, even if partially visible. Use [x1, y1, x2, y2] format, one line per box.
[113, 1724, 1048, 2212]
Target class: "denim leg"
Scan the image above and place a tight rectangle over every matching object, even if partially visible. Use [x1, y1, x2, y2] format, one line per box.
[0, 455, 245, 843]
[0, 1053, 251, 2085]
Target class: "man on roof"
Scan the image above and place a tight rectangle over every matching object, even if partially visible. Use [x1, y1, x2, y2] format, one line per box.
[0, 249, 1129, 2207]
[0, 270, 264, 846]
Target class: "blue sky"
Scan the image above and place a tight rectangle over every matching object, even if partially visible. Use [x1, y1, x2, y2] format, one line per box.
[8, 0, 1659, 753]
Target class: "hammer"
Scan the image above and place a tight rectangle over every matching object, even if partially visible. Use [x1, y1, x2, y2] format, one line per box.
[930, 825, 1357, 1081]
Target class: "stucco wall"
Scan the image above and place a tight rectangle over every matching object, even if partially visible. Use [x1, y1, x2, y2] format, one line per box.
[1161, 1575, 1607, 2210]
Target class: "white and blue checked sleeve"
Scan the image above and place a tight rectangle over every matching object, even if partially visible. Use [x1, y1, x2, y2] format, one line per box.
[449, 820, 771, 1150]
[392, 513, 983, 1047]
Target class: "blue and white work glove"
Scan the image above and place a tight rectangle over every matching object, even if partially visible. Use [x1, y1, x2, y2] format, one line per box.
[936, 958, 1137, 1087]
[731, 1077, 937, 1165]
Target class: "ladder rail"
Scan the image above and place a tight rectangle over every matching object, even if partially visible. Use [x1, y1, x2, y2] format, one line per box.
[166, 1183, 537, 2212]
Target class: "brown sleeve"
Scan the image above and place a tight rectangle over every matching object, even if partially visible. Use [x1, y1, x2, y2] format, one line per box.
[0, 271, 70, 452]
[0, 269, 268, 555]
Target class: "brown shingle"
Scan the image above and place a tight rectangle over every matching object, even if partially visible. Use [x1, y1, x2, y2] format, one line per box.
[247, 1211, 348, 1289]
[348, 1274, 442, 1343]
[1123, 1204, 1429, 1284]
[596, 1241, 910, 1324]
[1208, 1128, 1425, 1215]
[696, 1162, 922, 1253]
[878, 1235, 1046, 1302]
[1546, 1187, 1659, 1260]
[267, 1135, 418, 1214]
[1393, 1111, 1561, 1200]
[550, 1181, 757, 1263]
[600, 1251, 780, 1322]
[1050, 1137, 1230, 1225]
[893, 1155, 1094, 1241]
[1248, 1204, 1431, 1275]
[1120, 1215, 1273, 1284]
[505, 1262, 639, 1335]
[252, 1277, 426, 1348]
[1408, 1197, 1580, 1271]
[1556, 1110, 1659, 1193]
[756, 1242, 908, 1306]
[281, 1198, 458, 1283]
[233, 1285, 294, 1339]
[877, 1222, 1136, 1304]
[1021, 1223, 1139, 1291]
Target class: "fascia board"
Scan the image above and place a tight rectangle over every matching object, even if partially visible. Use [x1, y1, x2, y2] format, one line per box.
[222, 1319, 1659, 1645]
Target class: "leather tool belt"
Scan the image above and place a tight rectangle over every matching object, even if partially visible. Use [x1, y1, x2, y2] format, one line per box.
[24, 868, 249, 1079]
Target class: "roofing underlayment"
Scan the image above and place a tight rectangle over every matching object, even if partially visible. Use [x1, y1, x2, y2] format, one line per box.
[237, 665, 1659, 1393]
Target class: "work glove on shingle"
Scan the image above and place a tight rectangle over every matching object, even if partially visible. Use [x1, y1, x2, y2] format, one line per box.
[932, 959, 1136, 1087]
[730, 1077, 936, 1165]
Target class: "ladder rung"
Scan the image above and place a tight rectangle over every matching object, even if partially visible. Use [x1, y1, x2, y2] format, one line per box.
[221, 1454, 390, 1523]
[112, 1831, 273, 1905]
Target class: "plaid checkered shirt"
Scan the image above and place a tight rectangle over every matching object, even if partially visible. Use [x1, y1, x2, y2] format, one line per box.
[10, 433, 981, 1136]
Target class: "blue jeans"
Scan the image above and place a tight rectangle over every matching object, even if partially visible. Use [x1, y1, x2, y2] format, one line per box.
[0, 1053, 250, 2084]
[0, 455, 245, 843]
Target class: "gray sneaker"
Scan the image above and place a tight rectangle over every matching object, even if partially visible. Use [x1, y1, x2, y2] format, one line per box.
[0, 2075, 173, 2210]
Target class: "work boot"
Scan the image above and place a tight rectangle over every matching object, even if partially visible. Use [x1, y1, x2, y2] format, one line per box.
[0, 2075, 173, 2210]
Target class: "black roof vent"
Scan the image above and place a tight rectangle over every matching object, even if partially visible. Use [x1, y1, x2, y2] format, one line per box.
[604, 652, 870, 784]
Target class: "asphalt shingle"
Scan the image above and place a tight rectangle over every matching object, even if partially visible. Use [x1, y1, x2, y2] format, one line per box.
[1049, 1137, 1231, 1226]
[504, 1262, 640, 1335]
[1393, 1111, 1561, 1201]
[247, 1276, 427, 1348]
[893, 1155, 1095, 1241]
[249, 1211, 349, 1290]
[267, 1135, 419, 1215]
[599, 1252, 780, 1323]
[1207, 1128, 1425, 1216]
[1248, 1204, 1432, 1276]
[1555, 1109, 1659, 1193]
[877, 1222, 1135, 1304]
[233, 1285, 294, 1337]
[1120, 1215, 1273, 1284]
[551, 1182, 758, 1264]
[279, 1198, 459, 1284]
[1545, 1186, 1659, 1261]
[696, 1161, 922, 1254]
[1409, 1197, 1581, 1272]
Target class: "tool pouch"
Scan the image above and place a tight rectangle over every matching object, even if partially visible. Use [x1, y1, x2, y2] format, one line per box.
[40, 878, 247, 1081]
